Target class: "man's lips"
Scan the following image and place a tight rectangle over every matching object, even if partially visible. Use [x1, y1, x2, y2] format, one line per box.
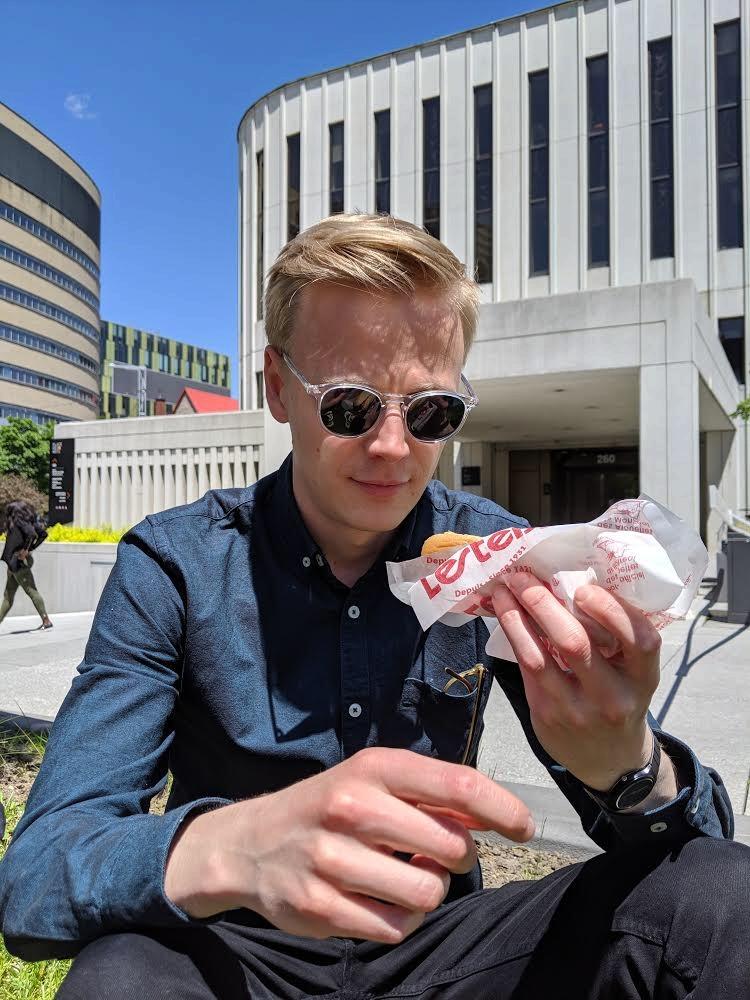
[351, 478, 410, 495]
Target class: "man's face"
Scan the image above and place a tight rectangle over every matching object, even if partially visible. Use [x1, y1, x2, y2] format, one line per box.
[266, 283, 466, 539]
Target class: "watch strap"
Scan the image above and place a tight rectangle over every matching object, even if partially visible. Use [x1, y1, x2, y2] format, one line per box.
[582, 732, 661, 812]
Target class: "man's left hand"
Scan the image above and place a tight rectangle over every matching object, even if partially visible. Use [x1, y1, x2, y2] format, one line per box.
[491, 572, 662, 792]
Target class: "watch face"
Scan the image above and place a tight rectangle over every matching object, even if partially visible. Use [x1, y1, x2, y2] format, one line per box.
[615, 777, 655, 810]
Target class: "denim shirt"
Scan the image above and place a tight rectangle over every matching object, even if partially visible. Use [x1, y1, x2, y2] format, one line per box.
[0, 455, 734, 960]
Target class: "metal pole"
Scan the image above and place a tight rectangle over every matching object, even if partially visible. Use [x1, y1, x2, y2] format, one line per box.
[745, 418, 749, 517]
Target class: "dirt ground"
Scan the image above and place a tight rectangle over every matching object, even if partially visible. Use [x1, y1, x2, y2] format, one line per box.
[1, 752, 578, 888]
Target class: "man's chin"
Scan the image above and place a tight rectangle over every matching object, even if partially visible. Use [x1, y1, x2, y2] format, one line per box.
[343, 487, 417, 530]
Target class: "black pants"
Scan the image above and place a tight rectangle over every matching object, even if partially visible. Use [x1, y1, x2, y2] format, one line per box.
[56, 838, 750, 1000]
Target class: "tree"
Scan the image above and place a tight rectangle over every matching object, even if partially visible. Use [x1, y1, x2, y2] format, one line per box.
[730, 398, 750, 425]
[0, 417, 55, 494]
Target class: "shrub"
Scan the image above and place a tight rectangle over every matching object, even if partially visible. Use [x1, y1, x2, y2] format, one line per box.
[0, 474, 47, 533]
[0, 524, 129, 544]
[45, 524, 128, 543]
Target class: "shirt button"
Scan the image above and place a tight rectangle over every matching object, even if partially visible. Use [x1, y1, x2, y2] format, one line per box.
[348, 605, 360, 619]
[690, 798, 700, 814]
[302, 556, 311, 568]
[650, 821, 668, 833]
[315, 554, 325, 567]
[348, 703, 362, 718]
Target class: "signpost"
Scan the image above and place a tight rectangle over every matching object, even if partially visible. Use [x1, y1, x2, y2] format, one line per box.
[48, 438, 75, 525]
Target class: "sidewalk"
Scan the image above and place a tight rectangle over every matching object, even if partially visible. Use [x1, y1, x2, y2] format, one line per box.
[2, 600, 749, 850]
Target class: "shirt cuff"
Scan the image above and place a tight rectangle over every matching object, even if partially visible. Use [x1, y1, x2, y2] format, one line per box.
[104, 797, 233, 929]
[601, 730, 728, 844]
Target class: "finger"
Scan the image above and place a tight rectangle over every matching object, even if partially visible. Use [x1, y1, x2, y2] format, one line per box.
[325, 784, 479, 872]
[572, 605, 622, 657]
[504, 572, 626, 705]
[352, 749, 534, 843]
[573, 585, 661, 684]
[321, 835, 451, 913]
[491, 583, 575, 706]
[416, 802, 494, 832]
[315, 883, 428, 943]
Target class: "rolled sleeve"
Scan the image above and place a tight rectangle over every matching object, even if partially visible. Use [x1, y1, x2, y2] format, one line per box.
[493, 658, 735, 852]
[597, 729, 735, 845]
[0, 518, 231, 960]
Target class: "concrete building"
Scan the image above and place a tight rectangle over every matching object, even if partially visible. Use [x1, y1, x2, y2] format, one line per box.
[100, 320, 231, 418]
[53, 408, 263, 530]
[237, 0, 748, 564]
[0, 102, 101, 424]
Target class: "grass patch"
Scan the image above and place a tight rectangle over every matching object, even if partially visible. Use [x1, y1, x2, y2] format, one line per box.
[0, 733, 576, 997]
[0, 731, 72, 996]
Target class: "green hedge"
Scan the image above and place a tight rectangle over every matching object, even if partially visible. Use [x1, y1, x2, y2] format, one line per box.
[0, 525, 128, 544]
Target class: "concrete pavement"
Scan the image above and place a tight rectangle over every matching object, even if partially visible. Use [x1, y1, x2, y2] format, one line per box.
[2, 595, 749, 851]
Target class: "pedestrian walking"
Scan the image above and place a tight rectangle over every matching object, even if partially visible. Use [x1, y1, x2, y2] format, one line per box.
[0, 500, 52, 630]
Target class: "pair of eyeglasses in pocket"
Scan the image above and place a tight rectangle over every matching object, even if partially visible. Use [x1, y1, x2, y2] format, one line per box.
[442, 663, 488, 766]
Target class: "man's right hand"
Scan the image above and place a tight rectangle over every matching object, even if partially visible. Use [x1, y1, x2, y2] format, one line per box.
[164, 747, 534, 944]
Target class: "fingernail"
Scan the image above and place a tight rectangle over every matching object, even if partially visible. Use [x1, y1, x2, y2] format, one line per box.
[574, 586, 592, 604]
[525, 816, 536, 840]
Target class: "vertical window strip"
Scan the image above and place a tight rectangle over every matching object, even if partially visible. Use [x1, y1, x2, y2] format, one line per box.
[529, 70, 550, 276]
[287, 133, 301, 241]
[423, 97, 440, 239]
[256, 150, 264, 319]
[329, 122, 345, 215]
[718, 316, 745, 385]
[648, 38, 674, 259]
[474, 85, 493, 283]
[715, 20, 743, 249]
[587, 55, 609, 267]
[374, 110, 391, 214]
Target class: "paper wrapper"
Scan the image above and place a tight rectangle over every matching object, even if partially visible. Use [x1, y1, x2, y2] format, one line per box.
[386, 495, 708, 668]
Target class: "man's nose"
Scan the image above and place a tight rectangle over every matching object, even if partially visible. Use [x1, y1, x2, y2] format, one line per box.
[367, 402, 411, 461]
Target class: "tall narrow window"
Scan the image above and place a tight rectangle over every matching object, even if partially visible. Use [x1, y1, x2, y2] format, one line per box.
[329, 122, 344, 215]
[716, 20, 743, 249]
[719, 316, 745, 385]
[529, 70, 549, 276]
[649, 38, 674, 259]
[256, 369, 265, 408]
[587, 55, 609, 267]
[287, 133, 300, 241]
[423, 97, 440, 239]
[474, 84, 493, 283]
[256, 149, 264, 319]
[374, 110, 391, 214]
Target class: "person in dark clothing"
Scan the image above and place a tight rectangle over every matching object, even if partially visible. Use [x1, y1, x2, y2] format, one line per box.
[0, 500, 52, 629]
[1, 215, 749, 999]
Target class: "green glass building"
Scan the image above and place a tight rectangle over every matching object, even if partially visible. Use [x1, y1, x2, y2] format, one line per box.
[99, 321, 231, 418]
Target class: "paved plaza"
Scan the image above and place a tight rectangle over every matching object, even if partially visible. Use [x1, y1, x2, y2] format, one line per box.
[2, 595, 749, 853]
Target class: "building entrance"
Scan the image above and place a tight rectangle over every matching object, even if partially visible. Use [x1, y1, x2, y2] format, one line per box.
[550, 447, 639, 524]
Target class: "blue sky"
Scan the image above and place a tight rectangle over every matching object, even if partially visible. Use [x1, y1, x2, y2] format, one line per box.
[2, 0, 543, 397]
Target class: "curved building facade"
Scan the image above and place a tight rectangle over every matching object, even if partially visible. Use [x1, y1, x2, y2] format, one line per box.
[0, 102, 101, 424]
[238, 0, 748, 557]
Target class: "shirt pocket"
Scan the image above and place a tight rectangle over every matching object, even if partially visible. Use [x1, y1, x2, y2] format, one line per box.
[399, 665, 491, 767]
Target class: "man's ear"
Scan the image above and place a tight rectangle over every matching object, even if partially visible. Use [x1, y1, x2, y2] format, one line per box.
[264, 347, 289, 424]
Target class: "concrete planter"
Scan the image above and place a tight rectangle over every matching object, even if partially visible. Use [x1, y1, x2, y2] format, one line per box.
[3, 542, 118, 617]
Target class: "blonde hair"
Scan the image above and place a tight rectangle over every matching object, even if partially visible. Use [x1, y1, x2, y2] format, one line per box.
[264, 214, 480, 360]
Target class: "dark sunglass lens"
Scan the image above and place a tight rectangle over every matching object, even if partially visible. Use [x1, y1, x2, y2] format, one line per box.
[320, 387, 382, 436]
[407, 395, 466, 440]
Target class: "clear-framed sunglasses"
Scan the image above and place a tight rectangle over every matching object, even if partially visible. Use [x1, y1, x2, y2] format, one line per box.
[281, 351, 478, 444]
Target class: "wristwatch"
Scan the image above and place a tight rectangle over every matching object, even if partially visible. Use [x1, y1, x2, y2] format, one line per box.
[582, 733, 662, 812]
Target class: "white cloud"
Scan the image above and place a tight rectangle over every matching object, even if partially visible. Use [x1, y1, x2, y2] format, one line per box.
[64, 93, 98, 120]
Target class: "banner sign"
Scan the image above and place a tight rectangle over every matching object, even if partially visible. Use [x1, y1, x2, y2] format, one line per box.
[48, 438, 75, 525]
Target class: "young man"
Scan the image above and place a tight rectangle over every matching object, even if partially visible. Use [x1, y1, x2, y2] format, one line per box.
[0, 215, 747, 998]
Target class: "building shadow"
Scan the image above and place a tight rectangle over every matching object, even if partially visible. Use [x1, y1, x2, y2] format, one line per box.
[656, 568, 748, 727]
